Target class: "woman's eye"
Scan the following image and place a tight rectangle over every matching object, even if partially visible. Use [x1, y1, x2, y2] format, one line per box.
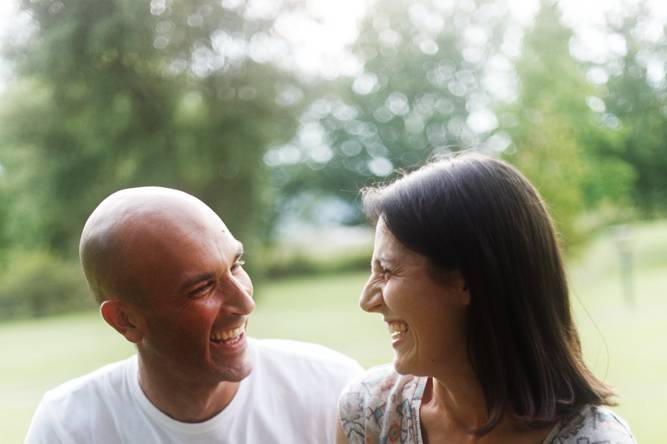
[371, 260, 391, 281]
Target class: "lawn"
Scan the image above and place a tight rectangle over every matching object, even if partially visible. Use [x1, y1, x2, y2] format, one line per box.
[1, 220, 665, 443]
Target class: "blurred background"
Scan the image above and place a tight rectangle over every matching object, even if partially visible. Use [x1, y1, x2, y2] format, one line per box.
[0, 0, 665, 441]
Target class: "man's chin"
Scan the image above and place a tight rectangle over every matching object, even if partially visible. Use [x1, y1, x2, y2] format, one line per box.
[216, 353, 254, 382]
[220, 365, 252, 383]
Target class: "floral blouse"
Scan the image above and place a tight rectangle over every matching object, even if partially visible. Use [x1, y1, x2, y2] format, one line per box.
[338, 364, 636, 444]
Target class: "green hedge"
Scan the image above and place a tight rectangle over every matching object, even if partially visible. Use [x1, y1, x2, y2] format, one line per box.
[256, 247, 371, 280]
[0, 246, 372, 321]
[0, 251, 94, 320]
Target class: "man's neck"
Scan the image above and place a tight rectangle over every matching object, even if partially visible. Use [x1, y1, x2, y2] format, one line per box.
[136, 356, 240, 423]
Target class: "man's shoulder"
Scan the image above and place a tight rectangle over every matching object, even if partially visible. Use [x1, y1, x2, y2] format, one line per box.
[25, 356, 136, 443]
[37, 355, 135, 415]
[549, 405, 636, 444]
[249, 338, 363, 395]
[252, 338, 363, 373]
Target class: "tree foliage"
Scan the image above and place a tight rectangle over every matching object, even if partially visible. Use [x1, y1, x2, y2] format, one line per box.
[502, 1, 635, 246]
[267, 0, 514, 225]
[0, 0, 665, 295]
[599, 5, 667, 215]
[0, 0, 302, 257]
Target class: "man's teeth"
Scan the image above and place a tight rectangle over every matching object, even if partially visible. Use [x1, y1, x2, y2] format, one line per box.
[210, 326, 244, 342]
[388, 321, 408, 339]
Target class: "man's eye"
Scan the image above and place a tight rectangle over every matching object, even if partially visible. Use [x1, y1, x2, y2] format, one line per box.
[190, 281, 214, 296]
[232, 259, 246, 271]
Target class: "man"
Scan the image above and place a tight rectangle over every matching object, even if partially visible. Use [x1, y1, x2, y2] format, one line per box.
[25, 187, 362, 443]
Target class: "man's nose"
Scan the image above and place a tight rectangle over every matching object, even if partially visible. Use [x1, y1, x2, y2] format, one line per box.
[359, 277, 383, 313]
[220, 276, 255, 315]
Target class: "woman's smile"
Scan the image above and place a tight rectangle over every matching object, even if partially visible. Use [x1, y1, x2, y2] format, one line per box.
[386, 320, 408, 345]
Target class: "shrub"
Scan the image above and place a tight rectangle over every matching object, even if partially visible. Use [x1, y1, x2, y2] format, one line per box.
[257, 246, 371, 280]
[0, 251, 94, 320]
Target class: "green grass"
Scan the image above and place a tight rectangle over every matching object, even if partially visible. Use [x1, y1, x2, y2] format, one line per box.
[1, 220, 665, 443]
[569, 220, 667, 443]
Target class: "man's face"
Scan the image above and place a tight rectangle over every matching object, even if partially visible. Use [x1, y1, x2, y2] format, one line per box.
[125, 206, 255, 385]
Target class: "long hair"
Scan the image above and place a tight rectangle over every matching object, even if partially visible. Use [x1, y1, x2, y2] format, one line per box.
[362, 153, 614, 434]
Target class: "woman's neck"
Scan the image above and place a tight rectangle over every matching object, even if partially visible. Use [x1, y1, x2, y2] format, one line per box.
[425, 359, 489, 431]
[420, 362, 557, 444]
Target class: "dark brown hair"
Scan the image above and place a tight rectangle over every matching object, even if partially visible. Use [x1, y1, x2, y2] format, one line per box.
[362, 153, 614, 434]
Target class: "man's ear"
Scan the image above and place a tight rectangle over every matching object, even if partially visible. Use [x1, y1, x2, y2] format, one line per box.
[100, 299, 145, 343]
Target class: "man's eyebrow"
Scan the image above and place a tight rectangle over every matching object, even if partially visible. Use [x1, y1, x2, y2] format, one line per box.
[178, 243, 245, 293]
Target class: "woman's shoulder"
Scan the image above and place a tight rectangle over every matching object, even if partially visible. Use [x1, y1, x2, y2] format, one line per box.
[338, 364, 398, 417]
[547, 405, 636, 444]
[338, 364, 424, 444]
[338, 363, 416, 411]
[343, 363, 400, 390]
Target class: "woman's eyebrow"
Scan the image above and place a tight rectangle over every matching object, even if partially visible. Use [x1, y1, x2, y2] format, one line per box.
[374, 256, 395, 265]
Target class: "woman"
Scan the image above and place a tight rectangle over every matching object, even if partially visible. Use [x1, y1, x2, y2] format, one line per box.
[337, 154, 635, 444]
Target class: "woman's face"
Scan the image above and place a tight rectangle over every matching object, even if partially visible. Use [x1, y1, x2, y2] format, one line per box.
[360, 217, 470, 376]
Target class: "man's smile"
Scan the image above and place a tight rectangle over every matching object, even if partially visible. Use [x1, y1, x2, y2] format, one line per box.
[210, 324, 246, 345]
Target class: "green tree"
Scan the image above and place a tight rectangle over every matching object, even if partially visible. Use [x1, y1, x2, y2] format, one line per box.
[503, 1, 634, 246]
[600, 6, 667, 215]
[267, 0, 513, 224]
[0, 0, 302, 257]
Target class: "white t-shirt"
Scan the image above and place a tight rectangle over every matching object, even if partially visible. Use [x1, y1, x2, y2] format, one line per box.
[25, 338, 363, 444]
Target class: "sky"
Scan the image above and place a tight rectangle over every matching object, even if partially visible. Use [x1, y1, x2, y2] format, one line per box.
[0, 0, 665, 88]
[0, 0, 667, 91]
[0, 1, 16, 28]
[0, 0, 366, 88]
[0, 1, 17, 88]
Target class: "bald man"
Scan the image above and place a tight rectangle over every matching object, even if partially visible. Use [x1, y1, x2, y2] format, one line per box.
[25, 187, 362, 444]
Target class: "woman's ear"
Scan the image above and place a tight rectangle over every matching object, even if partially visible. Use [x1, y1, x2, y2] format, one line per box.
[461, 281, 471, 306]
[100, 299, 145, 343]
[450, 271, 470, 306]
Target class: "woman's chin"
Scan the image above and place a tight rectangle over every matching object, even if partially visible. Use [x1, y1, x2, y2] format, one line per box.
[393, 352, 432, 377]
[392, 354, 414, 375]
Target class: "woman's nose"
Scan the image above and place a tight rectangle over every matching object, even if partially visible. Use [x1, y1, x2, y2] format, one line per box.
[359, 278, 383, 313]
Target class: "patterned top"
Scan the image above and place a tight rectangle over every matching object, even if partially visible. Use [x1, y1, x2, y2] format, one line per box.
[338, 364, 636, 444]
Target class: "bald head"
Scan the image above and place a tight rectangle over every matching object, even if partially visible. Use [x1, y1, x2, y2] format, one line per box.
[80, 187, 227, 304]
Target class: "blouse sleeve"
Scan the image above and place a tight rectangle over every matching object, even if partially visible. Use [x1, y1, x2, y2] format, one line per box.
[551, 405, 636, 444]
[337, 377, 368, 444]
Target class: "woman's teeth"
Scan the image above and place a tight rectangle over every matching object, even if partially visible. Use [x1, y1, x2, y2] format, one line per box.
[388, 321, 408, 339]
[210, 326, 244, 343]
